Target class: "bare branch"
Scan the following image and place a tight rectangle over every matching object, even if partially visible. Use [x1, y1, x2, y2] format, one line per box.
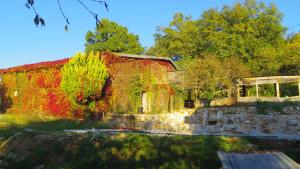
[77, 0, 101, 27]
[24, 0, 108, 30]
[57, 0, 70, 31]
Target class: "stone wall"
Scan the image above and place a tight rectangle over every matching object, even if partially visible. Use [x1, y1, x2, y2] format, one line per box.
[107, 106, 300, 139]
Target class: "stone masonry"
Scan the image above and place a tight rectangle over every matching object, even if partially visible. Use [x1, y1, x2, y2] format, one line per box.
[107, 106, 300, 139]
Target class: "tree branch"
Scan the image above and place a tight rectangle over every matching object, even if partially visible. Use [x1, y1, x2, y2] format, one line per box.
[25, 0, 108, 30]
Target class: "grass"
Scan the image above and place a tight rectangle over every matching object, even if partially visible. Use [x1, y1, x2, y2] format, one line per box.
[0, 113, 108, 138]
[0, 133, 253, 169]
[0, 132, 299, 169]
[0, 113, 299, 169]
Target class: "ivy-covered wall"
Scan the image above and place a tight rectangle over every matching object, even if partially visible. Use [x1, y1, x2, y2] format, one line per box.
[0, 67, 71, 117]
[0, 53, 183, 117]
[104, 53, 184, 114]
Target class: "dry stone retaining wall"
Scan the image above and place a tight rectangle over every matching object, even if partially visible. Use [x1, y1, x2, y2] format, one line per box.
[107, 106, 300, 139]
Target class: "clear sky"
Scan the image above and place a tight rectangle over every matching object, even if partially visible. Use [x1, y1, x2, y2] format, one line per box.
[0, 0, 300, 68]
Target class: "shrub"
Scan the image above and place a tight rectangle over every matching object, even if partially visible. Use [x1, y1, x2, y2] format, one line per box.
[61, 52, 108, 108]
[184, 55, 251, 106]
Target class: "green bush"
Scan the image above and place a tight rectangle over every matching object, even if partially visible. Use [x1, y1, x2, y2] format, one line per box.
[61, 52, 108, 106]
[255, 100, 299, 115]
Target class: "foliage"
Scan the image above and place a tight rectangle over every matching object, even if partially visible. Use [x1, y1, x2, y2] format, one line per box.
[148, 0, 288, 76]
[280, 82, 299, 97]
[258, 84, 276, 97]
[279, 33, 300, 75]
[184, 55, 251, 103]
[147, 13, 200, 59]
[0, 52, 178, 116]
[85, 19, 144, 54]
[248, 82, 299, 98]
[0, 58, 69, 74]
[1, 131, 299, 169]
[0, 68, 71, 117]
[256, 101, 282, 114]
[128, 70, 158, 111]
[255, 100, 299, 115]
[61, 52, 108, 108]
[0, 132, 254, 169]
[108, 56, 174, 114]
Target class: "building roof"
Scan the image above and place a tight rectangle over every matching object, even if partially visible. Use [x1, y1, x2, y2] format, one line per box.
[218, 151, 300, 169]
[0, 58, 70, 74]
[116, 53, 178, 70]
[0, 53, 178, 74]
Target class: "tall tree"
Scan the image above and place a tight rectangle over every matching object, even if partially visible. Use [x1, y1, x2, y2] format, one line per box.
[148, 0, 286, 76]
[147, 13, 201, 58]
[85, 19, 144, 54]
[279, 33, 300, 75]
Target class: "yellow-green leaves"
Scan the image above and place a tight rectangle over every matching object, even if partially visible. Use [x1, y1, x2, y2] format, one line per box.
[61, 52, 108, 106]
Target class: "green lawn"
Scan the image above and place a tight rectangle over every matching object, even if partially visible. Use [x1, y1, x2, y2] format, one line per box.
[0, 113, 299, 169]
[0, 113, 108, 137]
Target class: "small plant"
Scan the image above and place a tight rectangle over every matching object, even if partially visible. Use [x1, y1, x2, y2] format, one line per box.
[282, 100, 298, 107]
[256, 101, 270, 115]
[255, 100, 299, 115]
[61, 52, 108, 112]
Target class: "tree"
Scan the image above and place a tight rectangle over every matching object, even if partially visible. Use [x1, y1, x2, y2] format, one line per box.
[148, 0, 286, 76]
[279, 33, 300, 75]
[85, 19, 144, 54]
[147, 13, 201, 58]
[184, 55, 251, 106]
[61, 52, 108, 108]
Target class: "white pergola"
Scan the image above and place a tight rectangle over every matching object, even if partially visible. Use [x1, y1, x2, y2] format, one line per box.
[237, 76, 300, 102]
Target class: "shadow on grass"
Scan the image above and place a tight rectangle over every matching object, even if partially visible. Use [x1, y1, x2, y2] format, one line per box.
[0, 118, 255, 169]
[0, 132, 233, 169]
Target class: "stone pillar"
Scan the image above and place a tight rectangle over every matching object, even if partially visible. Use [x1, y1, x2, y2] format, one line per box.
[217, 111, 223, 126]
[276, 82, 280, 99]
[203, 110, 209, 126]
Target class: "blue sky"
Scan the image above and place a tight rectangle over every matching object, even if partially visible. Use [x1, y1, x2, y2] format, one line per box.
[0, 0, 300, 68]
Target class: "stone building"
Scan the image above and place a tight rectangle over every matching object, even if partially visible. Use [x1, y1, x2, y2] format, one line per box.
[0, 53, 183, 116]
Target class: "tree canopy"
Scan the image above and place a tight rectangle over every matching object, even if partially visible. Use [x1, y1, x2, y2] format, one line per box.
[85, 19, 144, 54]
[147, 13, 201, 58]
[147, 0, 292, 76]
[278, 33, 300, 75]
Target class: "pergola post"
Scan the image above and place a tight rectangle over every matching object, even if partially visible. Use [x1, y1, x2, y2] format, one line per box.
[276, 81, 280, 99]
[237, 85, 240, 99]
[298, 78, 300, 96]
[256, 83, 259, 99]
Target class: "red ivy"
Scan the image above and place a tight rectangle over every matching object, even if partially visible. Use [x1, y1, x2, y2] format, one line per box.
[37, 76, 47, 88]
[0, 58, 69, 74]
[43, 91, 71, 117]
[36, 70, 61, 88]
